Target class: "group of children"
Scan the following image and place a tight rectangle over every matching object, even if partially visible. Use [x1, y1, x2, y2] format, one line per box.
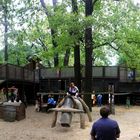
[0, 86, 20, 103]
[91, 94, 103, 107]
[35, 82, 79, 112]
[92, 94, 131, 108]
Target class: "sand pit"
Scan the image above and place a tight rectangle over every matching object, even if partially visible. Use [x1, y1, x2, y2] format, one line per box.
[0, 105, 140, 140]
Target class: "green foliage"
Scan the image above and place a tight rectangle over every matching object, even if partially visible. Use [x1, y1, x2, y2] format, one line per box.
[0, 50, 4, 63]
[115, 1, 140, 68]
[117, 26, 140, 69]
[0, 0, 139, 68]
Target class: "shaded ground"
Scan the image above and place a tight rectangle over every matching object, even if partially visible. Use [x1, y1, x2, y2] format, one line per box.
[0, 105, 140, 140]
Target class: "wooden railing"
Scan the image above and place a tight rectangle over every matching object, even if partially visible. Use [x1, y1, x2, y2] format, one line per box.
[0, 64, 140, 83]
[0, 64, 7, 79]
[39, 66, 140, 82]
[0, 63, 39, 82]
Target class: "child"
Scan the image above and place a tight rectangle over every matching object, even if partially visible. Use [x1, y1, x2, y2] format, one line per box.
[35, 94, 43, 112]
[46, 95, 56, 112]
[35, 100, 40, 112]
[126, 97, 130, 108]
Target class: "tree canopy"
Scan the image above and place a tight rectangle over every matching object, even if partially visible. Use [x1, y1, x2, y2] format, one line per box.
[0, 0, 139, 69]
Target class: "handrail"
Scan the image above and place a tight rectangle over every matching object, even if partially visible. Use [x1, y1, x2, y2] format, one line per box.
[0, 64, 140, 83]
[0, 63, 37, 82]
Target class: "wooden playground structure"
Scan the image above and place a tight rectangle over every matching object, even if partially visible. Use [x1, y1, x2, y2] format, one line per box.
[0, 63, 140, 105]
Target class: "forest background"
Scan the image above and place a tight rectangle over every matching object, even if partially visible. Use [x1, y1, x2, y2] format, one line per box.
[0, 0, 140, 104]
[0, 0, 139, 68]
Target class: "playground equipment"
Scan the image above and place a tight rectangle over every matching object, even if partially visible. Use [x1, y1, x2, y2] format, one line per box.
[50, 95, 92, 129]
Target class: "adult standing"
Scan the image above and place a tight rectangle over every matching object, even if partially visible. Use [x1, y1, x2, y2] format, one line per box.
[97, 94, 102, 107]
[90, 106, 120, 140]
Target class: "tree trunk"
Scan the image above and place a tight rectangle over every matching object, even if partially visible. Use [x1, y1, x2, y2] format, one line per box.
[52, 0, 59, 67]
[51, 29, 59, 67]
[3, 2, 8, 63]
[84, 0, 93, 111]
[64, 48, 70, 66]
[71, 0, 81, 92]
[40, 0, 59, 67]
[74, 44, 81, 92]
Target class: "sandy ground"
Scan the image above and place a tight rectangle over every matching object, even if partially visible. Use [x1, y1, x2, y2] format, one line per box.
[0, 105, 140, 140]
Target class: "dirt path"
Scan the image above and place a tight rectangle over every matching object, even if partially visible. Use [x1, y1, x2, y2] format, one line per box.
[0, 105, 140, 140]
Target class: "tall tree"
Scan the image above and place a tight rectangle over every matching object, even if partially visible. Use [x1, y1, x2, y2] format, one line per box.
[84, 0, 97, 111]
[71, 0, 81, 92]
[40, 0, 59, 67]
[1, 0, 9, 63]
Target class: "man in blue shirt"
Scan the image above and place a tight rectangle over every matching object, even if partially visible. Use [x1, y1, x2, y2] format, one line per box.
[90, 106, 120, 140]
